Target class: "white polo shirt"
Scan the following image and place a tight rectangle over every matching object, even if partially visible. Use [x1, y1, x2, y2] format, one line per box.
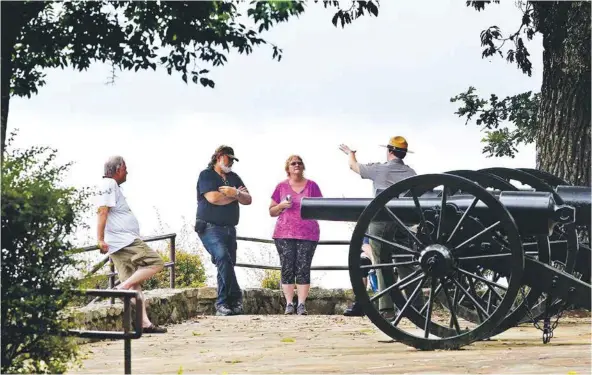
[96, 178, 140, 254]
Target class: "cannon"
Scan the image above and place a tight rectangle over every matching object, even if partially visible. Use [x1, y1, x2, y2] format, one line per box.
[371, 167, 590, 328]
[301, 170, 591, 350]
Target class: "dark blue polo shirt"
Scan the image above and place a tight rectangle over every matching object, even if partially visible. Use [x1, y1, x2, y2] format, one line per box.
[196, 168, 246, 226]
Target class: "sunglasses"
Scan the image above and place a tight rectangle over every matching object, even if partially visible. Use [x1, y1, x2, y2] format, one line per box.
[290, 161, 303, 166]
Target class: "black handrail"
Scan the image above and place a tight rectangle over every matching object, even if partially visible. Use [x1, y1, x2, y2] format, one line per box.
[72, 233, 177, 294]
[69, 289, 143, 374]
[235, 262, 348, 271]
[235, 236, 350, 271]
[237, 236, 350, 246]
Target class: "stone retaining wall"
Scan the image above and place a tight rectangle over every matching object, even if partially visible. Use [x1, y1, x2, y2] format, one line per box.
[69, 287, 356, 336]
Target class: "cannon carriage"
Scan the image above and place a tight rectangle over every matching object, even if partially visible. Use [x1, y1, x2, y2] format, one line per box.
[301, 168, 591, 350]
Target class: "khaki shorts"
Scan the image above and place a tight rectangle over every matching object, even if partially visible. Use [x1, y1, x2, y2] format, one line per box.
[110, 239, 164, 282]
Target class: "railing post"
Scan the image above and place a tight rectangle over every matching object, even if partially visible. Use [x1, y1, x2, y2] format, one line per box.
[109, 259, 115, 305]
[169, 235, 176, 289]
[123, 297, 131, 374]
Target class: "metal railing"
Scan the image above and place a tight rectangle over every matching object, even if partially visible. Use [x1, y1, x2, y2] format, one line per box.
[70, 233, 177, 297]
[235, 236, 350, 271]
[69, 289, 143, 374]
[64, 234, 347, 372]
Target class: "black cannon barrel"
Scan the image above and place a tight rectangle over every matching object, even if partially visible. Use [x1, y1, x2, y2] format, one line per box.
[301, 191, 574, 236]
[407, 186, 589, 227]
[555, 185, 591, 226]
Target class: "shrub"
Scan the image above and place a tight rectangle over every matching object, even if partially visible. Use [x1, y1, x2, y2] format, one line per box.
[1, 135, 90, 373]
[260, 269, 281, 289]
[143, 248, 207, 290]
[69, 273, 111, 307]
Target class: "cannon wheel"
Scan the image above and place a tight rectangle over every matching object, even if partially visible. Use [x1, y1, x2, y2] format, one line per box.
[445, 170, 516, 192]
[439, 169, 553, 335]
[398, 170, 526, 335]
[517, 168, 570, 188]
[479, 167, 579, 324]
[349, 173, 524, 350]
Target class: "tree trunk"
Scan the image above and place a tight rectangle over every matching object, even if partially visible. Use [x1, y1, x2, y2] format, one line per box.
[0, 2, 46, 161]
[0, 1, 16, 161]
[534, 2, 591, 186]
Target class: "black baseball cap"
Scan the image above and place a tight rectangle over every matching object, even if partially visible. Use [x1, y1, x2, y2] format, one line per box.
[215, 145, 239, 161]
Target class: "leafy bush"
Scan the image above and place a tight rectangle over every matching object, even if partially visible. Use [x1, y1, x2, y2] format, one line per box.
[143, 248, 207, 290]
[260, 269, 281, 289]
[1, 135, 90, 373]
[69, 273, 111, 307]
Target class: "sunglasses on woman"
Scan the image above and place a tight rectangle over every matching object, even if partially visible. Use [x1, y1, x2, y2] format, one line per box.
[290, 161, 303, 166]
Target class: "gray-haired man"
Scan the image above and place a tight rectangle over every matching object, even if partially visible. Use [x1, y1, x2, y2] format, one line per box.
[339, 136, 423, 320]
[96, 156, 167, 333]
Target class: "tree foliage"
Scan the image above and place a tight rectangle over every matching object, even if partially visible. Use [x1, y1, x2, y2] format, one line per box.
[452, 1, 542, 157]
[9, 1, 305, 98]
[1, 0, 380, 153]
[452, 1, 590, 183]
[450, 87, 539, 158]
[1, 131, 91, 373]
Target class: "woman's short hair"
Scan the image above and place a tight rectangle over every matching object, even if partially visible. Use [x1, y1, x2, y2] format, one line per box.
[284, 155, 305, 176]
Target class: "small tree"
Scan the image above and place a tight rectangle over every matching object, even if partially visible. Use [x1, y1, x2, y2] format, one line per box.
[260, 269, 281, 290]
[143, 248, 207, 290]
[1, 131, 91, 373]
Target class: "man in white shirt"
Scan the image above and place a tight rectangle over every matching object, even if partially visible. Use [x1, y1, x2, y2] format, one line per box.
[96, 156, 166, 334]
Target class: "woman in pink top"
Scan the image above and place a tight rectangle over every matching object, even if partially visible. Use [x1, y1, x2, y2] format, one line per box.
[269, 155, 323, 315]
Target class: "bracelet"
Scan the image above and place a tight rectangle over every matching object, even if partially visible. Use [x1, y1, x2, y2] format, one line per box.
[236, 189, 241, 198]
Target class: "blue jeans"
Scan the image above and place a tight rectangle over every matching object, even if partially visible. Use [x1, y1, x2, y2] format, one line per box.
[198, 223, 242, 308]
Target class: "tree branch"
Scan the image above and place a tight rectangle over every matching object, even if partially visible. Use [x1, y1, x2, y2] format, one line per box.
[450, 86, 539, 157]
[472, 1, 536, 76]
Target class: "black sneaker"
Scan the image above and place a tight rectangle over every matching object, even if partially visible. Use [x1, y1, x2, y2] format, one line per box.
[343, 302, 364, 317]
[284, 303, 295, 315]
[296, 303, 307, 315]
[216, 304, 233, 316]
[380, 309, 396, 321]
[231, 302, 244, 315]
[143, 324, 167, 334]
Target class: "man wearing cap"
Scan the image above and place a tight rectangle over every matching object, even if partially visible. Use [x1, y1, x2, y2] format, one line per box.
[195, 145, 252, 316]
[339, 136, 422, 320]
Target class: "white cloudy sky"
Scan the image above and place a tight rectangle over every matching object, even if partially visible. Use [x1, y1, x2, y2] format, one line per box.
[9, 1, 543, 288]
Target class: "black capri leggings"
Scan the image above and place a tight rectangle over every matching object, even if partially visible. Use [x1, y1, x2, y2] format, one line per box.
[274, 239, 318, 285]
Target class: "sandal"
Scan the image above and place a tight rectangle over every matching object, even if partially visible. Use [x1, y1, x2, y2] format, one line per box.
[143, 324, 167, 334]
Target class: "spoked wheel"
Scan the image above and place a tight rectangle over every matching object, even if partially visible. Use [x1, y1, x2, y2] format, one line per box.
[349, 173, 524, 350]
[445, 170, 516, 193]
[479, 167, 579, 324]
[517, 168, 570, 188]
[435, 170, 548, 333]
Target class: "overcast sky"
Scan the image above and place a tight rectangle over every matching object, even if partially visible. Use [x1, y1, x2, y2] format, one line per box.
[10, 1, 543, 288]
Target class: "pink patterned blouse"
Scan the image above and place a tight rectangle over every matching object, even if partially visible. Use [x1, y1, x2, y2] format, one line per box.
[271, 179, 323, 242]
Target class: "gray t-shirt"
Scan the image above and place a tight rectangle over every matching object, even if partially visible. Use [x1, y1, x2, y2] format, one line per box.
[358, 158, 417, 196]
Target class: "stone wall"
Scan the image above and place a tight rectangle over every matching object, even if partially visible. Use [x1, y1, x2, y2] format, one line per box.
[69, 287, 356, 336]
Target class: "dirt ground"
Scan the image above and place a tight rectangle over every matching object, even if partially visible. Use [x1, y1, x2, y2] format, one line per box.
[71, 315, 591, 374]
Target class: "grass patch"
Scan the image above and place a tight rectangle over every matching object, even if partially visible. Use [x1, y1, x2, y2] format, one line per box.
[281, 337, 295, 343]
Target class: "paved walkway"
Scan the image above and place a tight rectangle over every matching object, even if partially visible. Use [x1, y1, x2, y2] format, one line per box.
[70, 315, 591, 374]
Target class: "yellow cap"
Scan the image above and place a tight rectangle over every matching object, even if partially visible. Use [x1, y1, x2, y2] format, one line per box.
[380, 136, 413, 153]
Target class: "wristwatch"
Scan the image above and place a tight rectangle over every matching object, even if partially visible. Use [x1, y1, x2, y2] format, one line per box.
[236, 189, 240, 198]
